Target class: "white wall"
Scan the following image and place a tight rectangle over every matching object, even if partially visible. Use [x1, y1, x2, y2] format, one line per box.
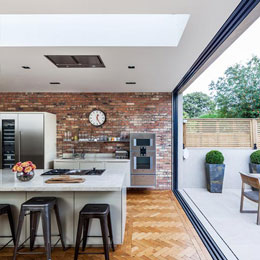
[182, 148, 253, 189]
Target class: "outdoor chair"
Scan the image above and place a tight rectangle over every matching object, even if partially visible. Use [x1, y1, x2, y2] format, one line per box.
[240, 172, 260, 225]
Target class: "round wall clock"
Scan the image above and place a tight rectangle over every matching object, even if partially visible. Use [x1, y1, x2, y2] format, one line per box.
[89, 109, 106, 127]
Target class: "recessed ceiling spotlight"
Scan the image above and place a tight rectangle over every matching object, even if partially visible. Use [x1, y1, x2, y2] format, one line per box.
[22, 66, 31, 69]
[49, 82, 61, 85]
[128, 66, 135, 69]
[125, 82, 136, 85]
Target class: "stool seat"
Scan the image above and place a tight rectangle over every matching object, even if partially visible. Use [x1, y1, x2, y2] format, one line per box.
[81, 204, 109, 215]
[22, 197, 57, 207]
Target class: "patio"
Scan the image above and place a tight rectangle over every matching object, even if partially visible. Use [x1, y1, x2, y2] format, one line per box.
[181, 188, 260, 260]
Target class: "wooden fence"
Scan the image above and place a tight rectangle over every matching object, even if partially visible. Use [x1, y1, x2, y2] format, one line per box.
[184, 118, 260, 148]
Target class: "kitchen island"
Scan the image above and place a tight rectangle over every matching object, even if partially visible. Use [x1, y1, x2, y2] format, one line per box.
[0, 168, 127, 246]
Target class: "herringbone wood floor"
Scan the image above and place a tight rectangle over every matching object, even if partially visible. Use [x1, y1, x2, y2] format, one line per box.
[0, 190, 212, 260]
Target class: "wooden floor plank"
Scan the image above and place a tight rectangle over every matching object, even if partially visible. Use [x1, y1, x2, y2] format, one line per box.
[0, 190, 212, 260]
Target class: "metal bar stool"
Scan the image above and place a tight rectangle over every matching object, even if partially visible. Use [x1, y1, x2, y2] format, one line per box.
[13, 197, 66, 260]
[74, 204, 115, 260]
[0, 204, 16, 250]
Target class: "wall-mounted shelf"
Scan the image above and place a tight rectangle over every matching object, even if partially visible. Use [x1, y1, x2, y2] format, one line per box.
[64, 140, 130, 143]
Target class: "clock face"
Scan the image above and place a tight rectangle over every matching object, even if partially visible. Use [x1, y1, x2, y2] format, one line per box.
[89, 110, 106, 127]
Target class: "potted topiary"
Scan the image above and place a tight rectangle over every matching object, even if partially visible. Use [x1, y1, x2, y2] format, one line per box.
[249, 150, 260, 173]
[249, 150, 260, 191]
[205, 150, 225, 193]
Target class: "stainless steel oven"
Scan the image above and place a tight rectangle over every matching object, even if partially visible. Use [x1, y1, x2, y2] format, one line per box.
[130, 133, 156, 187]
[131, 150, 156, 174]
[131, 133, 155, 151]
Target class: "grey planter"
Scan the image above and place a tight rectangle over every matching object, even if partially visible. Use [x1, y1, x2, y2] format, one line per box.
[249, 163, 260, 173]
[249, 163, 260, 191]
[205, 164, 225, 193]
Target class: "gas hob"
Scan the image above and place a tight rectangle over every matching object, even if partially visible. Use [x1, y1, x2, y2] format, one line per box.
[41, 168, 105, 176]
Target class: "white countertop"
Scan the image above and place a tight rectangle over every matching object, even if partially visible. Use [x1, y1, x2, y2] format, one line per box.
[0, 169, 126, 192]
[54, 158, 130, 162]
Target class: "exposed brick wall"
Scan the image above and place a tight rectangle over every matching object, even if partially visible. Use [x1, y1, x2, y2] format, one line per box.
[0, 92, 172, 189]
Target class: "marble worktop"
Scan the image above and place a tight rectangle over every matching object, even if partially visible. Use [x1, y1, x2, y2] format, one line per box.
[0, 169, 126, 192]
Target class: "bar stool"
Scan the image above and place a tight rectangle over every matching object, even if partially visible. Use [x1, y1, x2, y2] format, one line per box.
[13, 197, 66, 260]
[0, 204, 16, 250]
[74, 204, 115, 260]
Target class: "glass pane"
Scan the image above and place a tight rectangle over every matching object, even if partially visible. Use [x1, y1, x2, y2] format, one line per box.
[2, 120, 15, 169]
[136, 157, 151, 169]
[136, 139, 151, 146]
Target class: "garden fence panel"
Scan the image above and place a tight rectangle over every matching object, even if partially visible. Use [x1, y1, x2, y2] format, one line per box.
[185, 119, 253, 148]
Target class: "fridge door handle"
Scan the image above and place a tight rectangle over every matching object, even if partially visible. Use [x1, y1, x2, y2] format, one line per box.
[18, 131, 21, 162]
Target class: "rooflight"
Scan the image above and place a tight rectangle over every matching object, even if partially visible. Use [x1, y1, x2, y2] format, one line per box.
[0, 14, 190, 47]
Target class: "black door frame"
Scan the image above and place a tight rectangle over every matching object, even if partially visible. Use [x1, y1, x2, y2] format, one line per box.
[172, 1, 260, 259]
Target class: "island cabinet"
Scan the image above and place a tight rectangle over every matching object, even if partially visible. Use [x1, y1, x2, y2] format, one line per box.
[54, 160, 130, 187]
[0, 169, 127, 247]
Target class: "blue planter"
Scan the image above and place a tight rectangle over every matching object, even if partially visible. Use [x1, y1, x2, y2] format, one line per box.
[205, 164, 225, 193]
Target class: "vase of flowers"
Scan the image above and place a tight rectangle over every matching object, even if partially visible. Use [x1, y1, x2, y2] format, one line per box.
[12, 161, 36, 182]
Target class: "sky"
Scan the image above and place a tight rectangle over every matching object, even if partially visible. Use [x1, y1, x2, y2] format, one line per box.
[184, 17, 260, 95]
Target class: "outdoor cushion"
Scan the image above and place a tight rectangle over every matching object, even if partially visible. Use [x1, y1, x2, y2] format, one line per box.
[244, 191, 259, 202]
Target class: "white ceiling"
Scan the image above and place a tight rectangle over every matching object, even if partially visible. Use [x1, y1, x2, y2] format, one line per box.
[0, 0, 241, 92]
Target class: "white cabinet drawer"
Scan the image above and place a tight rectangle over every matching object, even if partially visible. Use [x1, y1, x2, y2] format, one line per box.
[131, 174, 156, 187]
[54, 161, 80, 169]
[80, 162, 105, 169]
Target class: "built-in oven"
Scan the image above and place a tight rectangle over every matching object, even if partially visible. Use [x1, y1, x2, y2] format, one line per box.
[130, 133, 156, 187]
[130, 133, 155, 151]
[131, 150, 156, 175]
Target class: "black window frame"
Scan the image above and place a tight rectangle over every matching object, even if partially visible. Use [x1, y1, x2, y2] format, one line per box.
[171, 1, 260, 259]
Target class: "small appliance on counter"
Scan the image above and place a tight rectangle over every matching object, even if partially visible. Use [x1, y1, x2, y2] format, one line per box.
[130, 133, 156, 187]
[115, 150, 129, 159]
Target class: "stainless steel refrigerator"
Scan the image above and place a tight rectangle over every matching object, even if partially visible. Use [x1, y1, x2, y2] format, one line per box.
[0, 112, 56, 169]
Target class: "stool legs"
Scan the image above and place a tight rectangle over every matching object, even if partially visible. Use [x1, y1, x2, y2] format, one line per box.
[30, 211, 40, 251]
[54, 204, 66, 250]
[107, 212, 115, 251]
[82, 218, 89, 251]
[74, 215, 84, 260]
[100, 216, 110, 260]
[13, 208, 25, 260]
[42, 208, 52, 260]
[6, 205, 16, 245]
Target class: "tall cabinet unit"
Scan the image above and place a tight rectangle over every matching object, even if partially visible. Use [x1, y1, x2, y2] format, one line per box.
[0, 112, 56, 169]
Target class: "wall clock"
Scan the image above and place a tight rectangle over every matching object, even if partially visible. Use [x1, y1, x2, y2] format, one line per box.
[89, 109, 106, 127]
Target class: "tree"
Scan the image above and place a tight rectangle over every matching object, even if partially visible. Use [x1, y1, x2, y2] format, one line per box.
[209, 56, 260, 118]
[183, 92, 215, 118]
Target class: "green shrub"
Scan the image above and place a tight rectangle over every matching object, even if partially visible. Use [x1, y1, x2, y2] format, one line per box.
[250, 150, 260, 164]
[206, 150, 224, 164]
